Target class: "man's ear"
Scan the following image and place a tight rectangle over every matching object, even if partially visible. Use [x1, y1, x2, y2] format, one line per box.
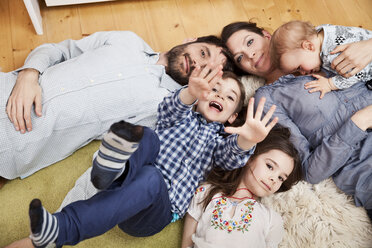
[227, 112, 238, 124]
[182, 37, 197, 44]
[301, 40, 315, 51]
[262, 30, 272, 40]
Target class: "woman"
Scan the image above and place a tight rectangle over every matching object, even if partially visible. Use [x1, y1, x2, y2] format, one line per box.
[221, 21, 372, 221]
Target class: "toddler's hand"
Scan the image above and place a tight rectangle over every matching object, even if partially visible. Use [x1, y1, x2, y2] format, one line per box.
[225, 97, 278, 150]
[304, 74, 337, 99]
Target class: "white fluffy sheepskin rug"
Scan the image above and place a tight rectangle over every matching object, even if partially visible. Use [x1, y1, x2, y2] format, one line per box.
[261, 179, 372, 248]
[241, 75, 372, 248]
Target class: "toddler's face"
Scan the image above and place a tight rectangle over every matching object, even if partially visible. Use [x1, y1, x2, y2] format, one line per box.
[196, 77, 241, 124]
[280, 48, 322, 75]
[241, 149, 294, 198]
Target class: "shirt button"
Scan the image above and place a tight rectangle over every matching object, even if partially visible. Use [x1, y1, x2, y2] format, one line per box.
[185, 159, 190, 164]
[117, 73, 122, 77]
[60, 87, 65, 91]
[173, 180, 177, 185]
[90, 79, 94, 83]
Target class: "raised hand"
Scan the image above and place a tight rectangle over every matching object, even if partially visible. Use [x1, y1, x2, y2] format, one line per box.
[6, 68, 42, 133]
[304, 74, 337, 99]
[179, 64, 223, 105]
[225, 97, 278, 150]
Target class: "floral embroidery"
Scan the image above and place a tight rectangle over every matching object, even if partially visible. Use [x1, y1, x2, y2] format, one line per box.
[195, 186, 205, 195]
[211, 197, 255, 233]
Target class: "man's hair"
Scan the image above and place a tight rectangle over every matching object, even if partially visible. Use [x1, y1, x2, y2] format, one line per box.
[270, 20, 317, 69]
[200, 126, 303, 210]
[220, 21, 266, 75]
[192, 35, 234, 72]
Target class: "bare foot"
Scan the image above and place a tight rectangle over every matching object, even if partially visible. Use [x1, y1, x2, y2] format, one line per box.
[4, 238, 34, 248]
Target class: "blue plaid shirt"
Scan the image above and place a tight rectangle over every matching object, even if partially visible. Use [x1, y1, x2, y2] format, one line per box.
[154, 87, 255, 218]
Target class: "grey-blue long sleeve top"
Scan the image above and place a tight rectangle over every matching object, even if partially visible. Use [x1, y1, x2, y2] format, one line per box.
[255, 75, 372, 207]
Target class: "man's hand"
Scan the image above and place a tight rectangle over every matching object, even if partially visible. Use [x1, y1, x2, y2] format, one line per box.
[304, 74, 337, 99]
[179, 64, 222, 105]
[6, 68, 42, 133]
[351, 105, 372, 131]
[225, 97, 278, 150]
[331, 39, 372, 78]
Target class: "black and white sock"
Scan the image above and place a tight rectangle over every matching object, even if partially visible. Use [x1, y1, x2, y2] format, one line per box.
[91, 120, 144, 190]
[29, 199, 58, 248]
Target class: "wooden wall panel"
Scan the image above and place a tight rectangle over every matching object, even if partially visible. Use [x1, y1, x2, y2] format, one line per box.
[0, 0, 14, 72]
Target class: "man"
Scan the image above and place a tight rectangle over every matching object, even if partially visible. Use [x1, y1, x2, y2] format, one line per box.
[0, 31, 230, 180]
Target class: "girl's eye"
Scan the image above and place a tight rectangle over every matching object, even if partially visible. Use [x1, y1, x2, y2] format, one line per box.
[236, 55, 243, 64]
[228, 96, 234, 101]
[266, 164, 273, 170]
[247, 39, 253, 47]
[278, 176, 284, 182]
[212, 88, 218, 92]
[201, 50, 205, 58]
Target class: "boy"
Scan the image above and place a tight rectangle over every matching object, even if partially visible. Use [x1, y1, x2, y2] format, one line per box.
[270, 20, 372, 98]
[26, 66, 278, 248]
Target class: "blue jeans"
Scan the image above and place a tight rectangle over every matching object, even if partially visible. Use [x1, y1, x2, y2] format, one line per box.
[54, 127, 172, 246]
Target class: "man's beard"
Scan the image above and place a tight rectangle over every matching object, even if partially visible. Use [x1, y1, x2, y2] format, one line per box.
[166, 44, 194, 86]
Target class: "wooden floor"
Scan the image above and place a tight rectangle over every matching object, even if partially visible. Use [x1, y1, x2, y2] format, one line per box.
[1, 0, 372, 73]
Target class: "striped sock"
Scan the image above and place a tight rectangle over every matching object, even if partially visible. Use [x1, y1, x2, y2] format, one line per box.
[29, 199, 59, 248]
[91, 121, 143, 190]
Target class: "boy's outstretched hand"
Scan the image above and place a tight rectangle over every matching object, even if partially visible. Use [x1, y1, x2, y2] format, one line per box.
[179, 64, 223, 105]
[225, 97, 278, 150]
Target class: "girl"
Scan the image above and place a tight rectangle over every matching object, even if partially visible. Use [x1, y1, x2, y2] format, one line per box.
[182, 127, 302, 248]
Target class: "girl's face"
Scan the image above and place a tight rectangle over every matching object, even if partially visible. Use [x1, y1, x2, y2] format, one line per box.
[226, 29, 272, 77]
[240, 149, 294, 198]
[196, 77, 241, 124]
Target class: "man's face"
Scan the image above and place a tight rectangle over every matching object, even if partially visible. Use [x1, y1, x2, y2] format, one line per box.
[166, 42, 227, 85]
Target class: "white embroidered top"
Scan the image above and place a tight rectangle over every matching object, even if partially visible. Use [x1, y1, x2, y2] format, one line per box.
[187, 184, 284, 248]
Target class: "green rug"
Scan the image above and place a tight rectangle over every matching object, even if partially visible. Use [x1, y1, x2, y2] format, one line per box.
[0, 141, 183, 247]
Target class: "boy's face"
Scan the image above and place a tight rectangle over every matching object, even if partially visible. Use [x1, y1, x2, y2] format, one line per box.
[241, 149, 294, 197]
[280, 48, 321, 75]
[196, 77, 241, 124]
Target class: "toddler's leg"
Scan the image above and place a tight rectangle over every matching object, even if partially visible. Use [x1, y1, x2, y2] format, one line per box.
[29, 199, 58, 248]
[91, 120, 144, 190]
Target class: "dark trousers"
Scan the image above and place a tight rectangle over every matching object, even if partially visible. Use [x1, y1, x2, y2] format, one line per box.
[54, 127, 172, 246]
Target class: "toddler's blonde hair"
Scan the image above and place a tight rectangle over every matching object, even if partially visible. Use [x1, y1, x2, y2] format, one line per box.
[270, 20, 317, 69]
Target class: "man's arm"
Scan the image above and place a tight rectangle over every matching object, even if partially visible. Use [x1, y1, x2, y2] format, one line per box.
[7, 31, 143, 133]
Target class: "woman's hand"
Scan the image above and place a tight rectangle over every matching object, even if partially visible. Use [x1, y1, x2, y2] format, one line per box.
[6, 68, 42, 133]
[331, 39, 372, 78]
[225, 97, 278, 150]
[351, 105, 372, 131]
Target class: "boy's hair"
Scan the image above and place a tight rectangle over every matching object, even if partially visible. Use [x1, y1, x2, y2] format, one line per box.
[193, 35, 234, 72]
[221, 21, 266, 76]
[270, 20, 317, 69]
[200, 126, 303, 210]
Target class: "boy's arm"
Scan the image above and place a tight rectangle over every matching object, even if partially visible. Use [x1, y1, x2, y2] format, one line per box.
[181, 213, 198, 248]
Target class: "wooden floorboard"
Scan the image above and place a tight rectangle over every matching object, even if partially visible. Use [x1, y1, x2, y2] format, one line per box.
[1, 0, 372, 72]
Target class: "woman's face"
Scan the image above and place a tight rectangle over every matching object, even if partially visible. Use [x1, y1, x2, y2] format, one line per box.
[240, 149, 294, 198]
[226, 29, 272, 77]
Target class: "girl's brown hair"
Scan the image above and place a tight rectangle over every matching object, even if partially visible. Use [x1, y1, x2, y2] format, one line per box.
[201, 126, 303, 209]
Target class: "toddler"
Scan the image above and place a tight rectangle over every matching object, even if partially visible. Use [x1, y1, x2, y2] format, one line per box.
[270, 20, 372, 98]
